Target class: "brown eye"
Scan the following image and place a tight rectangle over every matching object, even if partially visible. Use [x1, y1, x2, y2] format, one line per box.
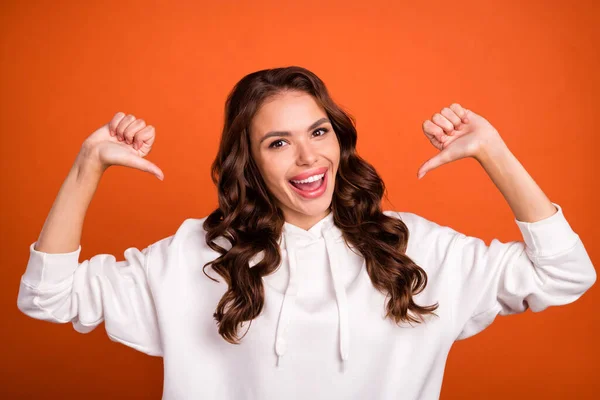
[268, 128, 328, 149]
[313, 128, 328, 137]
[269, 139, 285, 149]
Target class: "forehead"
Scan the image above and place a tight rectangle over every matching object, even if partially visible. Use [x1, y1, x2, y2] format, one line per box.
[251, 91, 325, 136]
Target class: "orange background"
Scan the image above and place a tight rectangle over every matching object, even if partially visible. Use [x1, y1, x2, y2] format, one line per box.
[1, 0, 598, 398]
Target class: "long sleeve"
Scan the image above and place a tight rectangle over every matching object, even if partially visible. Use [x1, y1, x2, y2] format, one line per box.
[450, 202, 596, 340]
[16, 238, 170, 356]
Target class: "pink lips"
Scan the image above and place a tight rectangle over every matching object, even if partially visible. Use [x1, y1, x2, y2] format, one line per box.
[288, 166, 328, 182]
[288, 168, 328, 199]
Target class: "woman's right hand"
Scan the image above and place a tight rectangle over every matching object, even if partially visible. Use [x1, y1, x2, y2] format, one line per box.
[78, 112, 164, 181]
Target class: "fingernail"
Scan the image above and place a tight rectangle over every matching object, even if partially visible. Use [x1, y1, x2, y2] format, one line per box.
[118, 136, 123, 141]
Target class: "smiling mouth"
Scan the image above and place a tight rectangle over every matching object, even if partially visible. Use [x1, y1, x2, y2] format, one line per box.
[289, 174, 326, 191]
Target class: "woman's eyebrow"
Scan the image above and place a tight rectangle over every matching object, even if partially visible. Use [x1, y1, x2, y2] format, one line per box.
[259, 117, 331, 144]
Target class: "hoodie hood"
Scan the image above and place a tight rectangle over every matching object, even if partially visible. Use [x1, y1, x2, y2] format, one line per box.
[262, 211, 351, 371]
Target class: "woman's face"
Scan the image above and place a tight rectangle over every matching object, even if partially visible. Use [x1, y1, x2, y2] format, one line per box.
[249, 91, 340, 230]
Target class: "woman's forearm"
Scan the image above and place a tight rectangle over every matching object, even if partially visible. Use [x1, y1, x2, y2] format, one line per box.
[34, 149, 105, 254]
[476, 141, 557, 223]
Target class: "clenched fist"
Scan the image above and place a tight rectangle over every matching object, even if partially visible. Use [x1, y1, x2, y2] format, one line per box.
[79, 112, 164, 181]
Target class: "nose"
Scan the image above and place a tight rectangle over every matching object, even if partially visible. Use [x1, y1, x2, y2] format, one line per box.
[295, 139, 318, 166]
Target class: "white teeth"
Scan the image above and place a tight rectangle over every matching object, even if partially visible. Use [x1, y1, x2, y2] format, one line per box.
[290, 173, 325, 184]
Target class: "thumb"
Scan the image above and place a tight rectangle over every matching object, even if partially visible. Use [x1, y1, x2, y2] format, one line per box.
[127, 155, 164, 181]
[417, 150, 452, 179]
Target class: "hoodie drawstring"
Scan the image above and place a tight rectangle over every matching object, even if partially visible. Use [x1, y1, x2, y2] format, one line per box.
[325, 233, 350, 367]
[274, 228, 349, 370]
[274, 244, 299, 367]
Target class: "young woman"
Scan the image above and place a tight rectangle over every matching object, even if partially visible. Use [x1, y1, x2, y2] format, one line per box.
[17, 66, 596, 399]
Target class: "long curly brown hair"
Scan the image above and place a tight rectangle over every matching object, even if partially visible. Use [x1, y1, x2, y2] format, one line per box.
[202, 66, 438, 344]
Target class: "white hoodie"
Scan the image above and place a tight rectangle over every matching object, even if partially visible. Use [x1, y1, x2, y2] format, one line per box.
[17, 202, 596, 399]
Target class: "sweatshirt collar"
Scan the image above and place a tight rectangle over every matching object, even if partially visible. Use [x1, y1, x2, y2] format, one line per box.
[274, 211, 350, 371]
[281, 211, 336, 240]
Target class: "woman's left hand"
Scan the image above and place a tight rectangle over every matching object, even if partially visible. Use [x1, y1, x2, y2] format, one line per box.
[417, 103, 505, 179]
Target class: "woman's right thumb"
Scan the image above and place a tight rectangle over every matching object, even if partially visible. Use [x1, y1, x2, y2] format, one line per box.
[133, 157, 164, 181]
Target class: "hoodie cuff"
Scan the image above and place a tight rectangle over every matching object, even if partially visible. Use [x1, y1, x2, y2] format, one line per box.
[514, 202, 579, 259]
[22, 241, 82, 288]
